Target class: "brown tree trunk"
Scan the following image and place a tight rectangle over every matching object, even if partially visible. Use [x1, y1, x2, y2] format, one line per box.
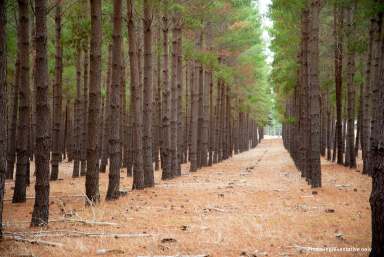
[176, 18, 183, 176]
[170, 17, 178, 176]
[334, 3, 344, 165]
[369, 7, 384, 256]
[143, 0, 154, 187]
[6, 52, 19, 180]
[127, 0, 145, 189]
[99, 45, 112, 173]
[345, 2, 357, 169]
[106, 0, 122, 200]
[362, 20, 374, 175]
[308, 0, 321, 187]
[51, 3, 63, 181]
[31, 0, 50, 226]
[85, 0, 102, 203]
[72, 48, 82, 178]
[13, 0, 31, 203]
[80, 47, 89, 176]
[0, 0, 6, 237]
[160, 14, 172, 179]
[190, 57, 199, 172]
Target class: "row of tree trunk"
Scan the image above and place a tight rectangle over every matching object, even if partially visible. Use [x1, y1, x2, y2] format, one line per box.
[282, 0, 321, 188]
[0, 0, 264, 232]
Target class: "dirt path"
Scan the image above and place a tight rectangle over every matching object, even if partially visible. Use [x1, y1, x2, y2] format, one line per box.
[1, 139, 371, 257]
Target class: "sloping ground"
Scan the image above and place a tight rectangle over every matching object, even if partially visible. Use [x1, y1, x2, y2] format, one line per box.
[1, 139, 371, 257]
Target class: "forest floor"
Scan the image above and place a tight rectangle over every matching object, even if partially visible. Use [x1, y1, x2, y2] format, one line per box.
[1, 139, 371, 257]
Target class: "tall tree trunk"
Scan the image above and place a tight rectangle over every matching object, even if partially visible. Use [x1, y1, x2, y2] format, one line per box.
[6, 52, 19, 179]
[170, 17, 178, 176]
[85, 0, 102, 203]
[160, 14, 172, 179]
[190, 58, 199, 172]
[143, 0, 154, 187]
[153, 24, 161, 171]
[0, 0, 6, 237]
[13, 0, 31, 203]
[176, 18, 183, 176]
[345, 2, 357, 169]
[308, 0, 321, 188]
[51, 3, 63, 180]
[334, 3, 344, 165]
[80, 47, 89, 176]
[72, 48, 82, 177]
[127, 0, 144, 189]
[106, 0, 122, 200]
[369, 7, 384, 256]
[362, 20, 374, 175]
[99, 45, 112, 173]
[31, 0, 50, 226]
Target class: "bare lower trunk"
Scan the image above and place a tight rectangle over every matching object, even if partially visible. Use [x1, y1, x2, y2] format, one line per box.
[31, 0, 50, 226]
[51, 4, 63, 181]
[0, 0, 7, 237]
[13, 0, 31, 203]
[85, 0, 102, 203]
[127, 0, 144, 189]
[143, 0, 154, 187]
[106, 0, 122, 200]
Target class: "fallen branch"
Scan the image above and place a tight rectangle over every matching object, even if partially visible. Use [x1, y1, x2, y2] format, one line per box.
[5, 235, 64, 248]
[96, 249, 125, 255]
[205, 206, 226, 213]
[6, 230, 152, 239]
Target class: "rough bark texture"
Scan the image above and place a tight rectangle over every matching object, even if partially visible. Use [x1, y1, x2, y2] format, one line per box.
[0, 0, 6, 238]
[143, 0, 154, 187]
[51, 4, 63, 181]
[106, 0, 122, 200]
[127, 0, 144, 189]
[345, 3, 356, 169]
[170, 17, 178, 176]
[72, 48, 82, 178]
[362, 20, 374, 175]
[13, 0, 30, 203]
[6, 52, 19, 180]
[99, 45, 112, 173]
[161, 15, 172, 180]
[80, 47, 89, 176]
[85, 0, 102, 203]
[31, 0, 50, 226]
[334, 3, 344, 165]
[308, 0, 321, 188]
[369, 7, 384, 256]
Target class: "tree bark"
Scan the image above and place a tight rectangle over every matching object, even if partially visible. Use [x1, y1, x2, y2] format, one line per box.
[369, 7, 384, 256]
[160, 14, 172, 179]
[345, 3, 357, 169]
[31, 0, 50, 226]
[127, 0, 145, 189]
[334, 3, 344, 165]
[106, 0, 122, 200]
[99, 45, 112, 173]
[51, 3, 63, 181]
[0, 0, 6, 238]
[85, 0, 102, 203]
[80, 47, 89, 176]
[6, 52, 19, 180]
[143, 0, 154, 187]
[72, 48, 82, 178]
[13, 0, 31, 203]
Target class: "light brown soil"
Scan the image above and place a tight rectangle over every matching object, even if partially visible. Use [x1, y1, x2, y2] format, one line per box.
[1, 139, 371, 257]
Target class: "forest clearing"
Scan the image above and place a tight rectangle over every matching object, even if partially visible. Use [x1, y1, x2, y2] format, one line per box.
[0, 0, 383, 256]
[1, 139, 371, 257]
